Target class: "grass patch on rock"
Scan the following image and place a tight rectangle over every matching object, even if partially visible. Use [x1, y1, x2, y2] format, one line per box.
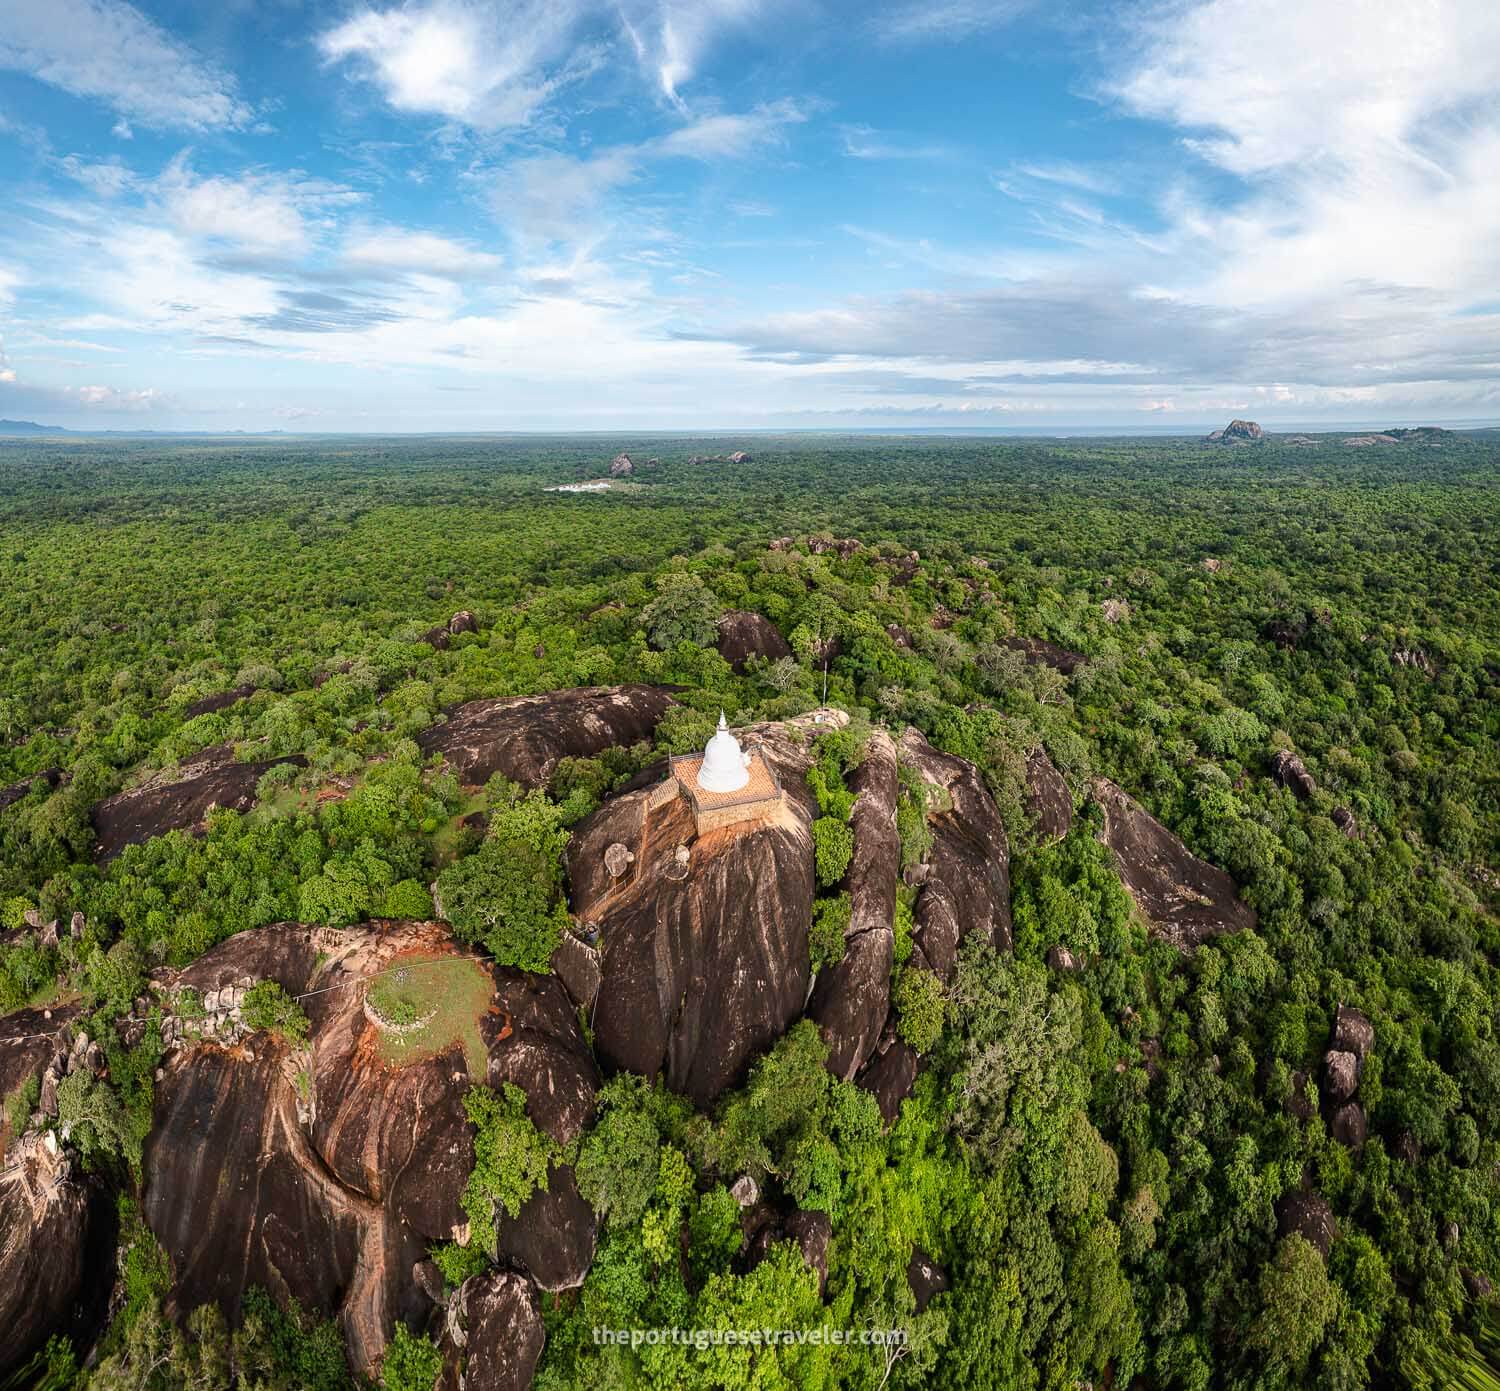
[368, 951, 494, 1079]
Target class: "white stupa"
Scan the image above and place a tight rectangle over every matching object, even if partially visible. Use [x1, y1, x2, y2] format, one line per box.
[696, 712, 751, 793]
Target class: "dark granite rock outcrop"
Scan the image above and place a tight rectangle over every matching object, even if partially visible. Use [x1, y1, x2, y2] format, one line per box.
[908, 1247, 950, 1312]
[1272, 750, 1317, 799]
[898, 728, 1013, 974]
[92, 743, 307, 862]
[440, 1271, 545, 1391]
[567, 724, 816, 1106]
[716, 610, 793, 673]
[857, 1034, 918, 1123]
[1091, 778, 1256, 948]
[1206, 418, 1263, 443]
[184, 683, 256, 718]
[0, 766, 62, 814]
[139, 921, 595, 1378]
[807, 731, 898, 1080]
[1025, 745, 1072, 843]
[416, 685, 677, 788]
[1000, 636, 1086, 675]
[1276, 1191, 1337, 1257]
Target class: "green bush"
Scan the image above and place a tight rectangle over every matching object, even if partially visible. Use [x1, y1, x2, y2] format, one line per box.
[380, 1325, 443, 1391]
[811, 817, 854, 888]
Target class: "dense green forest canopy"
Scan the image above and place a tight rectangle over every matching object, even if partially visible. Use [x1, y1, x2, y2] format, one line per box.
[0, 432, 1496, 1390]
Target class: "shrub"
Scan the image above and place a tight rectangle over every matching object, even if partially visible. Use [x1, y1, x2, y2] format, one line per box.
[812, 817, 854, 888]
[893, 966, 946, 1052]
[380, 1325, 443, 1391]
[242, 981, 311, 1045]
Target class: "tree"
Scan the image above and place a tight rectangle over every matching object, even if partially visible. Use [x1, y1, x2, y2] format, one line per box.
[640, 573, 720, 650]
[892, 967, 945, 1052]
[436, 791, 572, 972]
[812, 817, 854, 887]
[461, 1083, 560, 1253]
[1248, 1234, 1337, 1376]
[380, 1325, 443, 1391]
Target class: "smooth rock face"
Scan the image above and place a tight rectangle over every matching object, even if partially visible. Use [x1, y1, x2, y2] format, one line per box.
[1323, 1049, 1359, 1104]
[568, 726, 816, 1105]
[1276, 1191, 1337, 1257]
[0, 1139, 100, 1380]
[716, 609, 793, 673]
[1025, 746, 1072, 844]
[908, 1247, 950, 1313]
[415, 685, 676, 788]
[495, 1165, 596, 1293]
[184, 683, 256, 718]
[857, 1036, 918, 1123]
[898, 728, 1013, 973]
[139, 921, 592, 1378]
[1332, 1004, 1375, 1061]
[1330, 1101, 1367, 1149]
[449, 1272, 545, 1391]
[92, 743, 308, 862]
[1091, 777, 1257, 948]
[808, 731, 898, 1080]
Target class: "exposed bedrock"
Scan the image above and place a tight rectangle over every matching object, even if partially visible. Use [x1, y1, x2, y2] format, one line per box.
[808, 730, 898, 1080]
[716, 609, 793, 673]
[1000, 636, 1086, 675]
[438, 1270, 545, 1391]
[898, 728, 1013, 976]
[415, 684, 677, 788]
[1025, 745, 1073, 844]
[140, 920, 595, 1378]
[92, 743, 307, 862]
[567, 724, 817, 1106]
[1090, 777, 1257, 948]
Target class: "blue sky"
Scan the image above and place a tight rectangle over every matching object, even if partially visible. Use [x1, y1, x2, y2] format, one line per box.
[1, 0, 1498, 431]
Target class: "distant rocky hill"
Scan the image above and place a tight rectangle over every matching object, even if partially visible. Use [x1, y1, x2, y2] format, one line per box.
[0, 419, 67, 436]
[1205, 418, 1263, 443]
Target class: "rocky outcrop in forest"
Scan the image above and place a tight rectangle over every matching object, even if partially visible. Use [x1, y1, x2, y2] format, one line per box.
[92, 744, 308, 862]
[414, 684, 677, 787]
[716, 610, 793, 673]
[1091, 778, 1257, 947]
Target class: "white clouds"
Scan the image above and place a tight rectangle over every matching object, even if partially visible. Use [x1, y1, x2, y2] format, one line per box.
[155, 160, 362, 259]
[654, 101, 804, 159]
[342, 228, 504, 278]
[318, 0, 590, 130]
[872, 0, 1031, 44]
[318, 0, 766, 128]
[0, 0, 251, 129]
[615, 0, 763, 109]
[1115, 0, 1500, 177]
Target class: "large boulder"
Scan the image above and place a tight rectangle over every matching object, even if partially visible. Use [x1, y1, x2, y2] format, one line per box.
[92, 743, 307, 862]
[1271, 750, 1317, 799]
[1332, 1004, 1374, 1061]
[1323, 1049, 1359, 1104]
[856, 1034, 918, 1124]
[1276, 1191, 1337, 1257]
[0, 1132, 105, 1381]
[1091, 778, 1257, 948]
[898, 729, 1013, 975]
[141, 920, 594, 1378]
[415, 685, 677, 788]
[1025, 746, 1072, 844]
[807, 731, 898, 1080]
[441, 1271, 545, 1391]
[567, 724, 817, 1106]
[999, 637, 1086, 675]
[716, 610, 793, 674]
